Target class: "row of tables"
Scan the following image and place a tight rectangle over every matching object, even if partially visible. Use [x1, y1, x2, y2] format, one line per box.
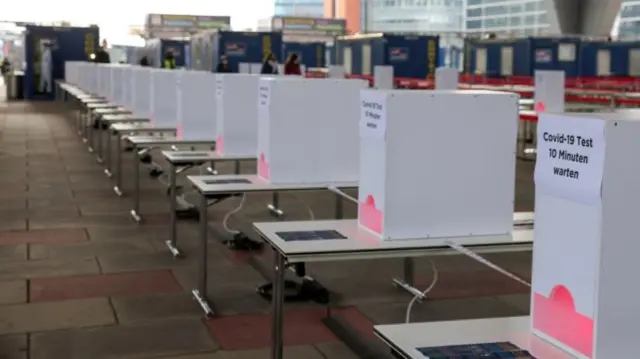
[55, 79, 564, 359]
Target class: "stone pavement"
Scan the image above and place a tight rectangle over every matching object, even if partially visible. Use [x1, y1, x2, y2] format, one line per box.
[0, 100, 535, 359]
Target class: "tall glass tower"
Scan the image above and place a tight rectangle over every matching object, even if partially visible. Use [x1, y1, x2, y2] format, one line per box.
[274, 0, 325, 17]
[464, 0, 549, 37]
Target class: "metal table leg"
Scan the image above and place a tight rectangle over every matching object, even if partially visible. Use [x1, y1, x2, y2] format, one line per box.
[76, 110, 82, 135]
[166, 163, 180, 257]
[271, 250, 286, 359]
[87, 110, 95, 152]
[234, 160, 240, 174]
[268, 192, 284, 217]
[113, 134, 123, 196]
[104, 125, 113, 177]
[96, 116, 104, 163]
[335, 192, 344, 219]
[192, 191, 215, 316]
[391, 258, 425, 301]
[82, 109, 89, 143]
[130, 144, 142, 222]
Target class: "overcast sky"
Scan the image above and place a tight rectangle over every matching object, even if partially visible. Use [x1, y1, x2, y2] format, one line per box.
[2, 0, 274, 45]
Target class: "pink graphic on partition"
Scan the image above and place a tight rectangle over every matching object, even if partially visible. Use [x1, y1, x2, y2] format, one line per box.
[535, 101, 547, 113]
[533, 284, 594, 358]
[176, 124, 183, 140]
[258, 153, 270, 180]
[216, 135, 224, 154]
[149, 112, 155, 126]
[358, 195, 383, 234]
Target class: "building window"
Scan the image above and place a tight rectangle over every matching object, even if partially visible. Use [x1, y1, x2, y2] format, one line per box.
[467, 8, 482, 18]
[485, 5, 507, 16]
[467, 19, 482, 29]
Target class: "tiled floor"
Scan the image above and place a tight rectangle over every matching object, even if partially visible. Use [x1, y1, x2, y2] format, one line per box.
[0, 99, 535, 359]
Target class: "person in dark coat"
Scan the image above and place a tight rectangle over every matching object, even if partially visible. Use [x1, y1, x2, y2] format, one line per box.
[216, 55, 231, 73]
[94, 39, 111, 63]
[139, 56, 150, 67]
[284, 53, 302, 76]
[260, 53, 278, 74]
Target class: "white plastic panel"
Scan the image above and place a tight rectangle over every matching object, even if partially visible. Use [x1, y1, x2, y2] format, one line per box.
[500, 46, 513, 76]
[343, 47, 352, 75]
[629, 49, 640, 76]
[362, 44, 372, 76]
[558, 43, 576, 62]
[596, 49, 611, 76]
[475, 48, 487, 74]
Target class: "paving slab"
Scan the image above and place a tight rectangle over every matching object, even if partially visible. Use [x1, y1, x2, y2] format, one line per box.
[154, 346, 328, 359]
[0, 297, 115, 335]
[98, 252, 197, 274]
[30, 318, 218, 359]
[0, 244, 27, 260]
[205, 307, 338, 350]
[30, 270, 182, 302]
[495, 293, 531, 313]
[111, 292, 204, 323]
[28, 214, 143, 230]
[0, 228, 87, 246]
[0, 257, 100, 281]
[0, 280, 27, 305]
[315, 342, 360, 359]
[0, 334, 28, 359]
[29, 238, 156, 260]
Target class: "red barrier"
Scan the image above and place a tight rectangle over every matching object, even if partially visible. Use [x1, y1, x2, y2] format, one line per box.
[307, 71, 640, 93]
[306, 71, 640, 108]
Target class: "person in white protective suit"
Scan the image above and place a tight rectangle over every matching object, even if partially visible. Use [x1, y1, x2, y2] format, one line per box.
[39, 42, 52, 93]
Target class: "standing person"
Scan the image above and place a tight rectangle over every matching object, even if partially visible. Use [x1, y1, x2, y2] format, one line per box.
[139, 56, 150, 67]
[94, 39, 111, 63]
[1, 57, 11, 75]
[260, 53, 278, 75]
[216, 55, 231, 73]
[39, 42, 53, 93]
[284, 53, 302, 76]
[162, 50, 176, 69]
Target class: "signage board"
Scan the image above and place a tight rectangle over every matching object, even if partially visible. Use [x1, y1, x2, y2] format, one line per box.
[146, 14, 231, 38]
[271, 17, 346, 37]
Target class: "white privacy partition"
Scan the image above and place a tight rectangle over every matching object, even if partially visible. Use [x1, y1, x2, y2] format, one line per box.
[215, 74, 260, 157]
[132, 67, 152, 119]
[112, 66, 124, 106]
[122, 66, 134, 110]
[177, 71, 217, 140]
[150, 69, 180, 128]
[64, 61, 79, 85]
[87, 63, 99, 95]
[98, 65, 110, 98]
[108, 65, 117, 102]
[257, 77, 368, 184]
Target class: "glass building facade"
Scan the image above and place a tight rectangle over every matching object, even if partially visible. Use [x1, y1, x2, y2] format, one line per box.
[465, 0, 549, 36]
[274, 0, 325, 17]
[618, 1, 640, 39]
[360, 0, 465, 34]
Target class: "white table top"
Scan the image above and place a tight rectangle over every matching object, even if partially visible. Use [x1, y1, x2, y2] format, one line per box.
[112, 123, 175, 133]
[188, 174, 358, 196]
[253, 219, 532, 263]
[102, 114, 148, 122]
[82, 98, 107, 104]
[127, 136, 215, 146]
[94, 107, 128, 114]
[374, 317, 574, 359]
[162, 151, 254, 164]
[87, 102, 117, 109]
